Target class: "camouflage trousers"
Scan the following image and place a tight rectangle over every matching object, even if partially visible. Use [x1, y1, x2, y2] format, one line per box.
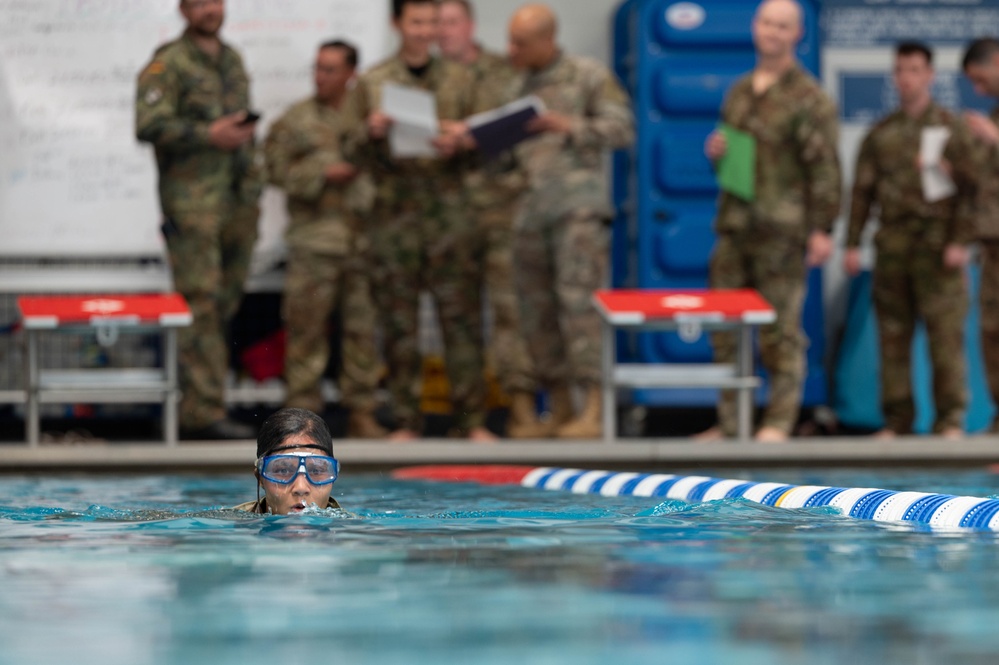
[163, 201, 258, 430]
[477, 204, 535, 394]
[514, 205, 609, 388]
[873, 238, 967, 433]
[282, 245, 382, 414]
[366, 185, 486, 433]
[978, 241, 999, 429]
[710, 229, 807, 436]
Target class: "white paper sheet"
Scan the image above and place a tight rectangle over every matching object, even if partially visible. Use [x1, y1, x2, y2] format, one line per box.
[382, 83, 438, 158]
[920, 126, 957, 203]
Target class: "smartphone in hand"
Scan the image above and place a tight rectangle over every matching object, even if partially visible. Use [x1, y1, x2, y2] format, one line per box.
[238, 111, 262, 126]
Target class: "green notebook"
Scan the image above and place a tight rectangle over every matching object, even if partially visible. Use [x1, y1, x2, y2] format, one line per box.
[717, 124, 756, 202]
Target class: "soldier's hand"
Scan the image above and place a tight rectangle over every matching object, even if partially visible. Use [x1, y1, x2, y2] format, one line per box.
[964, 111, 999, 146]
[208, 113, 256, 151]
[944, 243, 971, 270]
[432, 131, 463, 158]
[705, 131, 727, 160]
[324, 162, 358, 184]
[367, 111, 393, 140]
[440, 120, 475, 150]
[440, 119, 467, 136]
[843, 248, 863, 276]
[806, 231, 834, 267]
[527, 112, 574, 135]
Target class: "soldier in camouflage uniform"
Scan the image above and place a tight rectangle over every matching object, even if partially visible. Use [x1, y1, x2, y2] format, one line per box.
[702, 0, 841, 442]
[135, 0, 261, 440]
[342, 0, 492, 441]
[264, 41, 386, 439]
[505, 4, 635, 439]
[963, 38, 999, 434]
[846, 42, 976, 439]
[438, 0, 547, 439]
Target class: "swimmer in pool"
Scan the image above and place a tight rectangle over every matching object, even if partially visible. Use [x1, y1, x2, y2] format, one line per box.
[233, 408, 343, 515]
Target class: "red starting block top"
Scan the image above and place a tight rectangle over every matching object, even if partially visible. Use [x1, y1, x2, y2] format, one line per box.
[593, 289, 776, 325]
[17, 293, 193, 329]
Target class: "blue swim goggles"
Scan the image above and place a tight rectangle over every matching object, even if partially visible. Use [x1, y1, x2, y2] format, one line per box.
[255, 453, 340, 486]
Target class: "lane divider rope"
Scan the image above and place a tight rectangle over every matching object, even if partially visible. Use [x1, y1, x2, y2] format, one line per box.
[391, 465, 999, 531]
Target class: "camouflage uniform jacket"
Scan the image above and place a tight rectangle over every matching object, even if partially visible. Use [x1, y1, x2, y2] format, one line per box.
[464, 47, 525, 208]
[973, 108, 999, 240]
[469, 48, 521, 113]
[514, 51, 635, 219]
[264, 96, 373, 255]
[135, 29, 263, 215]
[847, 102, 979, 249]
[715, 65, 841, 238]
[344, 53, 476, 205]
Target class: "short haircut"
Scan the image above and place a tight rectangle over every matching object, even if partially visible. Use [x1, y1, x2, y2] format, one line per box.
[320, 39, 359, 68]
[392, 0, 437, 19]
[963, 37, 999, 70]
[256, 408, 334, 459]
[896, 41, 932, 65]
[441, 0, 473, 19]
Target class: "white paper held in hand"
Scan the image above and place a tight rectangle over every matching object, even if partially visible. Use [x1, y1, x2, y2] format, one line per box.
[920, 126, 956, 203]
[382, 82, 438, 158]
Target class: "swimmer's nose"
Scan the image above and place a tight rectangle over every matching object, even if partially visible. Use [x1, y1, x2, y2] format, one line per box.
[291, 475, 311, 496]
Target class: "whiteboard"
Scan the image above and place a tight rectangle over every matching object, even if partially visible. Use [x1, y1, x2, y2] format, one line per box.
[0, 0, 390, 259]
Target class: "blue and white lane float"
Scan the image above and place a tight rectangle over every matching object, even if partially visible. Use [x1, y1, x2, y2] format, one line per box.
[391, 465, 999, 531]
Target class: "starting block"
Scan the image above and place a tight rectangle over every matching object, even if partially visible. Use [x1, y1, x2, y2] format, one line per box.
[17, 293, 192, 446]
[593, 289, 776, 442]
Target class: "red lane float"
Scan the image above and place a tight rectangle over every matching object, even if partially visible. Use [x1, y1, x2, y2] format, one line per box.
[391, 465, 536, 485]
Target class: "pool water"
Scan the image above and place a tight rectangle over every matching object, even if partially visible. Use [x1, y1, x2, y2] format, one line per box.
[3, 469, 999, 664]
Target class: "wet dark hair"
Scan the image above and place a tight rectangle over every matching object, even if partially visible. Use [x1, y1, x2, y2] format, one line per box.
[392, 0, 437, 20]
[896, 41, 932, 65]
[256, 408, 333, 459]
[963, 37, 999, 71]
[320, 39, 359, 69]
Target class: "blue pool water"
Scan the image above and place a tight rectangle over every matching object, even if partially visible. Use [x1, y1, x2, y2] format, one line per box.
[3, 469, 999, 664]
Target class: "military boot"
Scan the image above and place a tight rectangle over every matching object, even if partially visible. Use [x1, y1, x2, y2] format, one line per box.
[556, 387, 603, 440]
[548, 384, 575, 430]
[506, 391, 551, 439]
[348, 409, 388, 439]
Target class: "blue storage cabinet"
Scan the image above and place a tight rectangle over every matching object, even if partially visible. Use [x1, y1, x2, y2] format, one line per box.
[613, 0, 827, 408]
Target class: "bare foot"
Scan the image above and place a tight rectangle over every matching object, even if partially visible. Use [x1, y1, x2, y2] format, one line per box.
[755, 426, 789, 444]
[872, 429, 896, 440]
[468, 427, 499, 444]
[692, 426, 724, 443]
[388, 428, 420, 443]
[940, 427, 964, 441]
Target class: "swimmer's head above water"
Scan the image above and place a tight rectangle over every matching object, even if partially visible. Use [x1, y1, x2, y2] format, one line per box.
[240, 408, 343, 515]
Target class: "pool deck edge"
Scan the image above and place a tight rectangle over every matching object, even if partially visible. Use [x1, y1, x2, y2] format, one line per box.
[1, 436, 998, 472]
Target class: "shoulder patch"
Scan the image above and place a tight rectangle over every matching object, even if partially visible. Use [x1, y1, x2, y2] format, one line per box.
[143, 61, 166, 76]
[144, 87, 163, 105]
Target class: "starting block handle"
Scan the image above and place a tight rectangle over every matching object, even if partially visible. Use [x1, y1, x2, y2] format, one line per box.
[95, 324, 120, 347]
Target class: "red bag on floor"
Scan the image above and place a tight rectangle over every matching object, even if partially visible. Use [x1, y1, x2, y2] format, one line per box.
[240, 329, 286, 382]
